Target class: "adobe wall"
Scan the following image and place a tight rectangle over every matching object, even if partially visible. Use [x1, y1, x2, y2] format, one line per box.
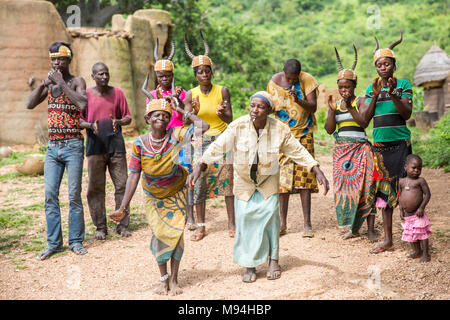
[0, 1, 172, 145]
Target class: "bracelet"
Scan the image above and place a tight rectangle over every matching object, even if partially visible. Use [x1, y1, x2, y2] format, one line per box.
[183, 111, 193, 122]
[160, 273, 169, 282]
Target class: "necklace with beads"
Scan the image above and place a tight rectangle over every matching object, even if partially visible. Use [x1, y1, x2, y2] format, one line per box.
[148, 132, 169, 161]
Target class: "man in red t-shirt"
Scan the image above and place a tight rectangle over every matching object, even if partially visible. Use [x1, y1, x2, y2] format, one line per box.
[81, 62, 132, 240]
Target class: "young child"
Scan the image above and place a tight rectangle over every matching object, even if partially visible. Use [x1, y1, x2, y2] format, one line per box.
[399, 154, 432, 262]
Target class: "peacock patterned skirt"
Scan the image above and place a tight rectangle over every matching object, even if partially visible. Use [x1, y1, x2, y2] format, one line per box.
[333, 136, 397, 234]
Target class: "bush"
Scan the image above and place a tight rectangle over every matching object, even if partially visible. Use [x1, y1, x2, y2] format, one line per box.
[413, 113, 450, 172]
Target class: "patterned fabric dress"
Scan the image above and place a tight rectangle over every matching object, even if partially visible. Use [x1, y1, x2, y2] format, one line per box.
[267, 72, 320, 194]
[332, 99, 397, 233]
[190, 84, 233, 204]
[129, 127, 189, 264]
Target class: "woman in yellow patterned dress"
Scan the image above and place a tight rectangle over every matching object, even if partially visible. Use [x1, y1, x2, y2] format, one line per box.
[267, 59, 320, 237]
[108, 83, 209, 296]
[182, 32, 235, 241]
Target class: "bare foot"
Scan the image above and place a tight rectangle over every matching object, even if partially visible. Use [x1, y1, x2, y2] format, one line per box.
[368, 229, 378, 242]
[154, 280, 169, 295]
[186, 217, 197, 231]
[169, 279, 183, 295]
[95, 230, 106, 240]
[420, 254, 431, 263]
[342, 231, 359, 240]
[118, 228, 132, 237]
[242, 268, 256, 283]
[407, 251, 422, 259]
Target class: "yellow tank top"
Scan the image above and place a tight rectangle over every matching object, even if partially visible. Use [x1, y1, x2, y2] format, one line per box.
[191, 84, 227, 136]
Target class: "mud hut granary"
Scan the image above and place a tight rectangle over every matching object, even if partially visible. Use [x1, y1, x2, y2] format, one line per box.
[413, 43, 450, 128]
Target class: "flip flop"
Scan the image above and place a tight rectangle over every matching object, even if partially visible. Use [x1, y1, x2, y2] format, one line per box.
[228, 229, 235, 238]
[190, 231, 205, 241]
[279, 226, 287, 236]
[71, 244, 88, 255]
[36, 248, 60, 261]
[266, 269, 282, 280]
[302, 230, 314, 238]
[242, 270, 257, 283]
[369, 245, 394, 254]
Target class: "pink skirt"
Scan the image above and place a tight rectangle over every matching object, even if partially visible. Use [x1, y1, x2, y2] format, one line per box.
[401, 213, 432, 242]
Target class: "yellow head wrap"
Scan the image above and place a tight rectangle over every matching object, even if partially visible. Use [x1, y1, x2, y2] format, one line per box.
[49, 45, 72, 59]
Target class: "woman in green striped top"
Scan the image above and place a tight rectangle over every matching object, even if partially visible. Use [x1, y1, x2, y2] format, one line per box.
[360, 32, 413, 254]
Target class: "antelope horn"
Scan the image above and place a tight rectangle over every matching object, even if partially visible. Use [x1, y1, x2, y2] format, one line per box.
[373, 36, 380, 54]
[184, 34, 195, 59]
[200, 30, 209, 56]
[168, 40, 175, 61]
[334, 47, 344, 71]
[154, 38, 159, 61]
[389, 31, 403, 50]
[141, 73, 153, 101]
[351, 44, 358, 70]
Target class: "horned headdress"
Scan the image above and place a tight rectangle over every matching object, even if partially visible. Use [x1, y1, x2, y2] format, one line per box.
[141, 73, 176, 116]
[154, 38, 175, 72]
[184, 31, 212, 68]
[373, 32, 403, 64]
[335, 44, 358, 82]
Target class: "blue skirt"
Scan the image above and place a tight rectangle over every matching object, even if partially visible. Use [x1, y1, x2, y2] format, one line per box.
[233, 191, 280, 267]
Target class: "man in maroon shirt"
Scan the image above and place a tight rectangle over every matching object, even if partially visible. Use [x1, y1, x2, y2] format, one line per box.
[80, 62, 132, 240]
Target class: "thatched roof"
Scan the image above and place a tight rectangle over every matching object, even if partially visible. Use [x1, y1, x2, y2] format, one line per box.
[414, 43, 450, 86]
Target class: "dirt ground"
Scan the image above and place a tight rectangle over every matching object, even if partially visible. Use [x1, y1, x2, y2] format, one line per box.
[0, 143, 449, 300]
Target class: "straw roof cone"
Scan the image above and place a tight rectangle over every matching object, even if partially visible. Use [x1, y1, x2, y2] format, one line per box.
[414, 42, 450, 86]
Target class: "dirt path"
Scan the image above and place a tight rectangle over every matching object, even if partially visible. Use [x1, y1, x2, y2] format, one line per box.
[1, 151, 449, 300]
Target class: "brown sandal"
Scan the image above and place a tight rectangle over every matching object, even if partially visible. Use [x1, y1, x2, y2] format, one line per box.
[190, 231, 206, 241]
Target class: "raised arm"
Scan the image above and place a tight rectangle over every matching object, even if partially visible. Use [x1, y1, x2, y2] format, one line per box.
[324, 95, 337, 134]
[291, 89, 317, 113]
[171, 96, 209, 134]
[26, 79, 51, 109]
[387, 77, 412, 120]
[48, 71, 88, 109]
[360, 77, 381, 123]
[217, 86, 233, 124]
[346, 97, 369, 128]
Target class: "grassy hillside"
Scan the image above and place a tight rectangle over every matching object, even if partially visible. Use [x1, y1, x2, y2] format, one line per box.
[208, 0, 449, 98]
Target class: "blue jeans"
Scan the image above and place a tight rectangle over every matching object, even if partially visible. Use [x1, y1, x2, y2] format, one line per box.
[44, 138, 85, 251]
